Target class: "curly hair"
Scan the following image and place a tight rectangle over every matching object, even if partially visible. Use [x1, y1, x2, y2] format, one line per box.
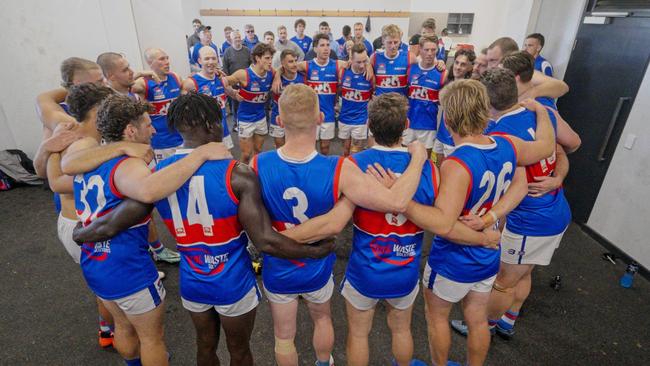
[65, 83, 115, 122]
[167, 93, 222, 141]
[480, 68, 518, 111]
[96, 94, 152, 143]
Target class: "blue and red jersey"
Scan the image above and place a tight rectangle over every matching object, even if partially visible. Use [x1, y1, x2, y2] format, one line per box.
[270, 72, 306, 126]
[73, 156, 157, 299]
[251, 149, 343, 294]
[339, 68, 372, 125]
[189, 73, 230, 140]
[237, 67, 273, 122]
[143, 73, 183, 149]
[346, 146, 437, 298]
[373, 50, 410, 96]
[291, 35, 312, 55]
[407, 63, 446, 131]
[305, 59, 339, 123]
[154, 153, 256, 305]
[486, 107, 571, 236]
[535, 55, 554, 77]
[190, 43, 220, 67]
[429, 136, 517, 283]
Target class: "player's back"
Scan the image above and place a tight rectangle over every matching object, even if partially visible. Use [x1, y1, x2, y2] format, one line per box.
[347, 146, 437, 298]
[429, 136, 516, 283]
[73, 155, 157, 299]
[252, 149, 343, 294]
[486, 107, 571, 236]
[154, 151, 255, 305]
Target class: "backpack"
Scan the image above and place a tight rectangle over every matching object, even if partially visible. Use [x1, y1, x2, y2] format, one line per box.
[0, 149, 43, 189]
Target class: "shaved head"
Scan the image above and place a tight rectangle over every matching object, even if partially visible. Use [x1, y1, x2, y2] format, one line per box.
[144, 48, 166, 64]
[198, 46, 217, 59]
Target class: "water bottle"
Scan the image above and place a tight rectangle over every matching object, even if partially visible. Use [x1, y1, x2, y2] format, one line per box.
[619, 262, 639, 288]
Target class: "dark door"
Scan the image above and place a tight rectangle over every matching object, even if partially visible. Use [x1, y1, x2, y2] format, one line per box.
[557, 14, 650, 223]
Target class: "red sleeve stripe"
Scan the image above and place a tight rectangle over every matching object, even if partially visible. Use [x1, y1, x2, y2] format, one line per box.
[429, 159, 439, 203]
[190, 76, 199, 92]
[109, 157, 130, 199]
[250, 154, 259, 174]
[445, 156, 473, 206]
[225, 160, 238, 204]
[142, 80, 149, 100]
[333, 157, 344, 204]
[498, 135, 518, 164]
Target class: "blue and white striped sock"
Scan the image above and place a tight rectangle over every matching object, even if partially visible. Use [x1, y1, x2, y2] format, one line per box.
[497, 310, 519, 330]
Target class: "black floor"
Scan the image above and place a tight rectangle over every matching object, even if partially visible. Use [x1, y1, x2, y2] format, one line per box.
[1, 132, 649, 365]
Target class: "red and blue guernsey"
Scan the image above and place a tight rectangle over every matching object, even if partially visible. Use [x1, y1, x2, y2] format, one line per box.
[189, 74, 231, 142]
[154, 152, 256, 305]
[291, 35, 313, 55]
[144, 74, 183, 149]
[237, 67, 273, 122]
[408, 63, 446, 131]
[305, 59, 339, 123]
[251, 149, 344, 294]
[374, 50, 410, 96]
[486, 107, 571, 236]
[339, 68, 372, 125]
[535, 55, 554, 77]
[270, 72, 306, 127]
[428, 137, 517, 283]
[347, 146, 437, 298]
[73, 156, 157, 300]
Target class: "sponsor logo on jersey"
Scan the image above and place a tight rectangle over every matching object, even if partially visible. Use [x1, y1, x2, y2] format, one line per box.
[377, 63, 386, 74]
[369, 237, 415, 266]
[310, 69, 320, 80]
[250, 81, 260, 92]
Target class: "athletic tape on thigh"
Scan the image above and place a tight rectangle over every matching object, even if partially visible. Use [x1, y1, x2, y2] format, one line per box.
[492, 281, 509, 293]
[274, 336, 296, 355]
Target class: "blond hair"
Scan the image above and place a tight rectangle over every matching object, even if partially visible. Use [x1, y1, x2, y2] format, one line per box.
[278, 84, 320, 132]
[440, 79, 490, 137]
[382, 24, 401, 40]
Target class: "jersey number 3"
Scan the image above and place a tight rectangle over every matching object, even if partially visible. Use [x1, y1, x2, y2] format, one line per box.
[283, 187, 309, 227]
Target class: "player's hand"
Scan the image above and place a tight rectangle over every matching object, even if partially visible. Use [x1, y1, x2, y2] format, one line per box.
[44, 122, 81, 153]
[528, 175, 561, 197]
[519, 98, 543, 112]
[364, 62, 374, 81]
[72, 222, 86, 245]
[407, 141, 427, 163]
[120, 142, 154, 164]
[310, 236, 337, 258]
[366, 163, 398, 188]
[137, 70, 161, 84]
[216, 68, 227, 79]
[459, 213, 485, 231]
[197, 142, 233, 161]
[482, 228, 501, 250]
[435, 59, 447, 71]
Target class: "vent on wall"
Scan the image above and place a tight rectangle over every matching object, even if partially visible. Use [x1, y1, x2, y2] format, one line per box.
[446, 13, 474, 35]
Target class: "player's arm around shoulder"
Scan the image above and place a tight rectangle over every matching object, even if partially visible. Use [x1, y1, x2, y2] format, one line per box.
[282, 196, 356, 243]
[529, 71, 568, 99]
[35, 87, 76, 131]
[230, 163, 335, 259]
[181, 77, 197, 94]
[72, 199, 154, 243]
[509, 99, 556, 165]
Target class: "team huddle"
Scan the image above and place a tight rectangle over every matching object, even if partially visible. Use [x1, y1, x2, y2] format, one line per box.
[33, 17, 580, 366]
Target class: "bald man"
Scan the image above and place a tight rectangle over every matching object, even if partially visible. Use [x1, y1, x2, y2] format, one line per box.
[133, 48, 184, 162]
[182, 46, 234, 150]
[96, 52, 160, 99]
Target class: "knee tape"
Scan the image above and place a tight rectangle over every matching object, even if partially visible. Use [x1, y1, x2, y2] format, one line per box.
[274, 337, 296, 355]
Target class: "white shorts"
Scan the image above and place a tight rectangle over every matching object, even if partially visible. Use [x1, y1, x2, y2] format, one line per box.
[238, 118, 268, 138]
[500, 226, 566, 266]
[223, 135, 234, 150]
[269, 124, 285, 138]
[57, 214, 81, 264]
[422, 263, 496, 303]
[340, 279, 418, 311]
[101, 279, 166, 315]
[316, 123, 336, 141]
[402, 129, 437, 149]
[264, 276, 334, 304]
[338, 122, 368, 140]
[433, 139, 455, 157]
[182, 285, 260, 317]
